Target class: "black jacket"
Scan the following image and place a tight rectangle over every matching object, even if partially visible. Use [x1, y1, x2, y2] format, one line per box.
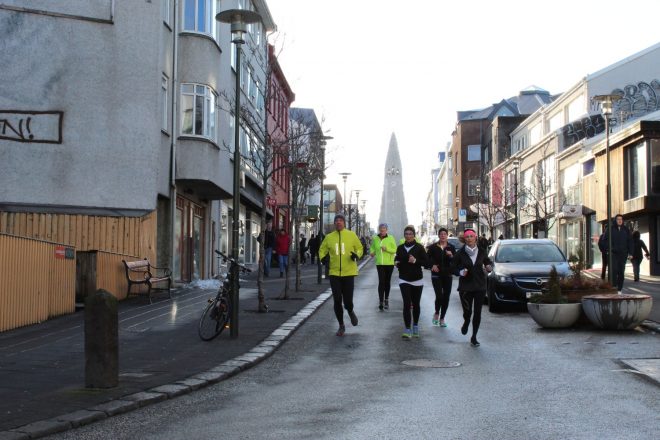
[450, 245, 492, 292]
[264, 230, 275, 248]
[426, 242, 456, 278]
[600, 220, 632, 256]
[394, 241, 430, 282]
[632, 238, 650, 262]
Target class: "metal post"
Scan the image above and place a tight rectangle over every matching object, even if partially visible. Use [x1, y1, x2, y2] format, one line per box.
[317, 147, 325, 284]
[606, 115, 613, 286]
[230, 41, 242, 338]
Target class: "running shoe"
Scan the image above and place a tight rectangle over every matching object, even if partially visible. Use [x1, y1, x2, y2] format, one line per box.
[402, 328, 412, 339]
[432, 313, 439, 326]
[412, 325, 420, 338]
[384, 299, 389, 310]
[379, 302, 384, 311]
[470, 336, 480, 347]
[336, 325, 345, 336]
[349, 311, 359, 326]
[440, 319, 448, 328]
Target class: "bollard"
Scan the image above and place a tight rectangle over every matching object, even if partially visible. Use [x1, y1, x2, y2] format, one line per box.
[85, 289, 118, 388]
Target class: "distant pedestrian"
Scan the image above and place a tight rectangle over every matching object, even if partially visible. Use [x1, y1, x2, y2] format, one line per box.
[631, 230, 650, 282]
[478, 233, 489, 250]
[299, 234, 307, 264]
[598, 232, 608, 280]
[308, 234, 319, 264]
[318, 214, 363, 336]
[426, 227, 456, 327]
[370, 223, 397, 311]
[275, 228, 290, 278]
[263, 223, 275, 277]
[600, 214, 632, 292]
[451, 228, 493, 347]
[394, 225, 430, 339]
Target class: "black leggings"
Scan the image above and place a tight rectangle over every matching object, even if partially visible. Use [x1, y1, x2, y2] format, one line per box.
[431, 276, 453, 318]
[459, 290, 485, 337]
[329, 276, 355, 325]
[400, 283, 423, 328]
[376, 265, 394, 302]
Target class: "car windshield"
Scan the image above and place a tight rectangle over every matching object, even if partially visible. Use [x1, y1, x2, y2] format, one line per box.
[495, 244, 564, 263]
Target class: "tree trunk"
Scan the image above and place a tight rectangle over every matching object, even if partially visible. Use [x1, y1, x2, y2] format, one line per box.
[256, 197, 268, 313]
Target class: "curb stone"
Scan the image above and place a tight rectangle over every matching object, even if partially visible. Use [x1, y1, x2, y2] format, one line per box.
[0, 258, 371, 439]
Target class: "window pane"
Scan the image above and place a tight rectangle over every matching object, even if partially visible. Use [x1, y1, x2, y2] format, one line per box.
[209, 94, 216, 139]
[181, 84, 193, 94]
[651, 139, 660, 194]
[197, 0, 206, 32]
[467, 145, 480, 161]
[184, 0, 195, 30]
[582, 158, 595, 176]
[195, 94, 204, 135]
[181, 94, 193, 134]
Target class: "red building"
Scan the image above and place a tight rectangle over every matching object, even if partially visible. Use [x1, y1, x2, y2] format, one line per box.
[267, 44, 295, 232]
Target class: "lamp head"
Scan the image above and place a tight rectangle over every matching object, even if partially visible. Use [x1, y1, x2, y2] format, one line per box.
[216, 9, 262, 44]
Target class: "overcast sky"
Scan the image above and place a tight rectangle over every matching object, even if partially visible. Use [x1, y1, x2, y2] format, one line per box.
[266, 0, 660, 232]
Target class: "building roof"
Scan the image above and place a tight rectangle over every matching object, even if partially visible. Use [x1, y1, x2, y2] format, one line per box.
[457, 87, 555, 122]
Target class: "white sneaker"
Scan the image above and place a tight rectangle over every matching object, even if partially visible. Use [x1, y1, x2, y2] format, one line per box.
[618, 291, 622, 294]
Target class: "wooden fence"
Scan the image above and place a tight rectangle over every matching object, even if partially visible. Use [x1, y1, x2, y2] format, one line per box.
[0, 234, 76, 332]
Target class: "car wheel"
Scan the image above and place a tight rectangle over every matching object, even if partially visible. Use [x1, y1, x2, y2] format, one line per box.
[488, 288, 502, 313]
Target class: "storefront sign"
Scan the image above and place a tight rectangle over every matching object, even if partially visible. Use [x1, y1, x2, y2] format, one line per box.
[561, 205, 582, 218]
[55, 246, 75, 259]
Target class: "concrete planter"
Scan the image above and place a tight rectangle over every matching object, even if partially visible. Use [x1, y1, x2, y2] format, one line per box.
[581, 294, 653, 330]
[527, 303, 582, 328]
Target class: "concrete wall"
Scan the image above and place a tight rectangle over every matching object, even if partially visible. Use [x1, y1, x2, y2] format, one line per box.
[0, 1, 162, 212]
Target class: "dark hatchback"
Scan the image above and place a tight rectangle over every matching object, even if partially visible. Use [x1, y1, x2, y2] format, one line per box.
[486, 239, 570, 312]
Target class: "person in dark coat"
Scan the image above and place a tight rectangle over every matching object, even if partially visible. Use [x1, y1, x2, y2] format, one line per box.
[394, 226, 431, 338]
[597, 232, 608, 280]
[299, 234, 307, 264]
[308, 233, 318, 264]
[599, 214, 632, 292]
[263, 223, 275, 277]
[426, 227, 456, 327]
[631, 230, 650, 282]
[451, 228, 493, 347]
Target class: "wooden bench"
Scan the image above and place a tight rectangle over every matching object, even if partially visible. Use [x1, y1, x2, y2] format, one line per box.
[122, 259, 172, 303]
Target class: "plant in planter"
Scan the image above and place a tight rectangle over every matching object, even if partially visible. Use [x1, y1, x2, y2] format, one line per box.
[527, 265, 582, 328]
[559, 249, 616, 302]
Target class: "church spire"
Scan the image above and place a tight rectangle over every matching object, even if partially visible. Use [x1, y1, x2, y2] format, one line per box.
[378, 133, 408, 238]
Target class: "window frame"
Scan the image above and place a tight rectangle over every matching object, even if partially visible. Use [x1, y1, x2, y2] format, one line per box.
[161, 74, 169, 132]
[180, 83, 217, 141]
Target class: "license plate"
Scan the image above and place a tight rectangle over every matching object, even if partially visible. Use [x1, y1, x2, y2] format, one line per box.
[526, 291, 542, 299]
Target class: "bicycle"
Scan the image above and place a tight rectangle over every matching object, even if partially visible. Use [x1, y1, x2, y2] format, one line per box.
[198, 250, 251, 341]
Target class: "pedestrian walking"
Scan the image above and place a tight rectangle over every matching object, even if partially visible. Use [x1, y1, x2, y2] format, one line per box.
[599, 214, 632, 292]
[263, 222, 275, 277]
[394, 225, 430, 339]
[369, 223, 397, 311]
[451, 228, 492, 347]
[308, 233, 319, 264]
[299, 234, 307, 264]
[426, 227, 456, 327]
[275, 228, 290, 278]
[598, 232, 608, 280]
[631, 230, 650, 282]
[478, 233, 489, 250]
[318, 214, 364, 336]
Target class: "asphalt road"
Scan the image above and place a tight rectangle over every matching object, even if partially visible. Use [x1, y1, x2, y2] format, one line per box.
[49, 262, 660, 440]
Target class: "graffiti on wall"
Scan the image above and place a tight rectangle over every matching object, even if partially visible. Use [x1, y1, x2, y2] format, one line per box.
[560, 79, 660, 150]
[0, 111, 63, 144]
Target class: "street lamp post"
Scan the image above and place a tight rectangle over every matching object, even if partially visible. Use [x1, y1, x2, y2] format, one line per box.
[512, 159, 521, 239]
[360, 200, 367, 237]
[339, 172, 351, 217]
[593, 93, 623, 286]
[317, 136, 332, 284]
[216, 8, 261, 338]
[351, 190, 361, 232]
[475, 184, 481, 237]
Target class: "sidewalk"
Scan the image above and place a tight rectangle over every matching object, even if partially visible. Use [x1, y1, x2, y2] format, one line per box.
[584, 268, 660, 326]
[0, 260, 355, 438]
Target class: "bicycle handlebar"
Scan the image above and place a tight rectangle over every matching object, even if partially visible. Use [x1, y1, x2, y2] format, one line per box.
[214, 250, 252, 273]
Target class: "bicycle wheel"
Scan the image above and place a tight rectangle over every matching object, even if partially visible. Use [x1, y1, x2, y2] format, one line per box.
[198, 298, 228, 341]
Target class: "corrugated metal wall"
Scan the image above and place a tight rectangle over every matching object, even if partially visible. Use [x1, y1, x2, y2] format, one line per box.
[0, 211, 157, 262]
[0, 234, 76, 332]
[96, 250, 147, 300]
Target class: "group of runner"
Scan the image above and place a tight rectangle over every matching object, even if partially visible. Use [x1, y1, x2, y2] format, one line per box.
[317, 214, 492, 347]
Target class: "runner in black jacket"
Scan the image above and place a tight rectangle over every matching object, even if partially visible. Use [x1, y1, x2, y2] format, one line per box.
[450, 228, 492, 347]
[394, 226, 430, 339]
[426, 228, 455, 327]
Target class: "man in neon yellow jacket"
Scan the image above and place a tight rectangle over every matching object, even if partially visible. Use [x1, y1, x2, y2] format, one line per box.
[319, 214, 363, 336]
[370, 223, 397, 310]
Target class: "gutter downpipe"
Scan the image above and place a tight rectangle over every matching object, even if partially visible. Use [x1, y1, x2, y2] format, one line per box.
[169, 0, 179, 276]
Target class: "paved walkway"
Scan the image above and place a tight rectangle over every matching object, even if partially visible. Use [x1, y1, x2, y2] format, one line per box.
[0, 260, 348, 438]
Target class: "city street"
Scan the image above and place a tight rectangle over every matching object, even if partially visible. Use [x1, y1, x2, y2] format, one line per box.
[50, 262, 660, 440]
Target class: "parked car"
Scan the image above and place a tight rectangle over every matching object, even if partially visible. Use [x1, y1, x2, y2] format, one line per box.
[447, 236, 464, 251]
[486, 239, 570, 312]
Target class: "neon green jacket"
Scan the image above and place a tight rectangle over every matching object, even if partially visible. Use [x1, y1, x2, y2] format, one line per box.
[369, 234, 397, 265]
[318, 229, 363, 277]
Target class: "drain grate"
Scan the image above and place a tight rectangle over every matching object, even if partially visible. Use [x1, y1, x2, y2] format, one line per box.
[402, 359, 462, 368]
